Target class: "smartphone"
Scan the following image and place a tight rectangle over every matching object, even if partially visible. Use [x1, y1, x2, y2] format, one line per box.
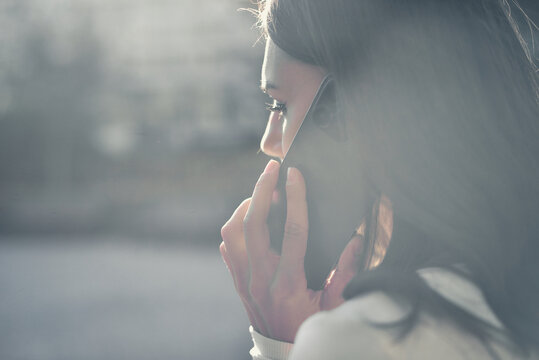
[267, 75, 375, 290]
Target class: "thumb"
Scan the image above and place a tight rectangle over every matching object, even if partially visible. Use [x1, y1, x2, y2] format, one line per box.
[321, 232, 364, 309]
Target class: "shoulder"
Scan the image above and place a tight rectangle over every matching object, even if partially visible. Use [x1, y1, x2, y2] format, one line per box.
[290, 291, 406, 360]
[290, 268, 529, 360]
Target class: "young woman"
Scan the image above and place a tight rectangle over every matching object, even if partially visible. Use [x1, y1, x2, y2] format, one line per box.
[219, 0, 539, 358]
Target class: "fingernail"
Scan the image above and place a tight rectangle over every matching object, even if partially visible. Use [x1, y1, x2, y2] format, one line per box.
[264, 159, 280, 174]
[287, 167, 298, 185]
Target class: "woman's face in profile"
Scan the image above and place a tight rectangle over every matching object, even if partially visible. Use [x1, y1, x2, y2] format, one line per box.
[259, 39, 326, 159]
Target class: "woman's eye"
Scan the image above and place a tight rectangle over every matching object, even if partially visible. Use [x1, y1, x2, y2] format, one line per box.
[265, 100, 286, 114]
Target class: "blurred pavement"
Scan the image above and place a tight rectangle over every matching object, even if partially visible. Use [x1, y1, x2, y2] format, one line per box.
[0, 238, 252, 360]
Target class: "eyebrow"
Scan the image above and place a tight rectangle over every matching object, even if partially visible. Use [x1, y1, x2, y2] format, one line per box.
[260, 81, 278, 93]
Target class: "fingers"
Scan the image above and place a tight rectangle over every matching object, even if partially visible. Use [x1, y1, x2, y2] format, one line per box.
[221, 198, 251, 266]
[243, 160, 280, 267]
[322, 231, 364, 309]
[221, 198, 252, 301]
[277, 167, 308, 287]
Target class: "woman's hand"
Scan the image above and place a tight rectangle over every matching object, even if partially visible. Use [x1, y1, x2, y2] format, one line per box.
[219, 160, 365, 343]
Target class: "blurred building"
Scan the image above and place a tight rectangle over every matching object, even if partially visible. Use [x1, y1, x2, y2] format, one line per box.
[0, 0, 268, 239]
[1, 0, 535, 239]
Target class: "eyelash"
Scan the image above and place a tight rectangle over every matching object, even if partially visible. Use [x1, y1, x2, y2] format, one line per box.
[265, 100, 287, 114]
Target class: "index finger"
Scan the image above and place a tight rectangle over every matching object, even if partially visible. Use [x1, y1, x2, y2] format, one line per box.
[243, 160, 280, 265]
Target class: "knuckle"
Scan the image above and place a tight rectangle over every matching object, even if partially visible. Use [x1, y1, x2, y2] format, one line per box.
[220, 222, 234, 240]
[219, 241, 227, 255]
[284, 221, 306, 239]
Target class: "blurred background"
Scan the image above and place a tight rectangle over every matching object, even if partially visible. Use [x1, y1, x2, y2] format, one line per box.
[0, 0, 537, 359]
[0, 0, 270, 359]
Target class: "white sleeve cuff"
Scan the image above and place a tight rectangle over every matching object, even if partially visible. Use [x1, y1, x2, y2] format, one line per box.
[249, 326, 294, 360]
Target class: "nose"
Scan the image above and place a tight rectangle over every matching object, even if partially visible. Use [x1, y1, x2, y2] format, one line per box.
[260, 111, 284, 159]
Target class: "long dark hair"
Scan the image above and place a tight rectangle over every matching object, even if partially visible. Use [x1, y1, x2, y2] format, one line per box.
[254, 0, 539, 354]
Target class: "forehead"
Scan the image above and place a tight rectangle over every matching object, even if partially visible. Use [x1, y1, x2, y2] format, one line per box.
[261, 38, 294, 90]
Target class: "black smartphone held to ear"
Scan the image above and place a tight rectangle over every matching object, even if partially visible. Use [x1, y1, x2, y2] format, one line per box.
[268, 75, 374, 290]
